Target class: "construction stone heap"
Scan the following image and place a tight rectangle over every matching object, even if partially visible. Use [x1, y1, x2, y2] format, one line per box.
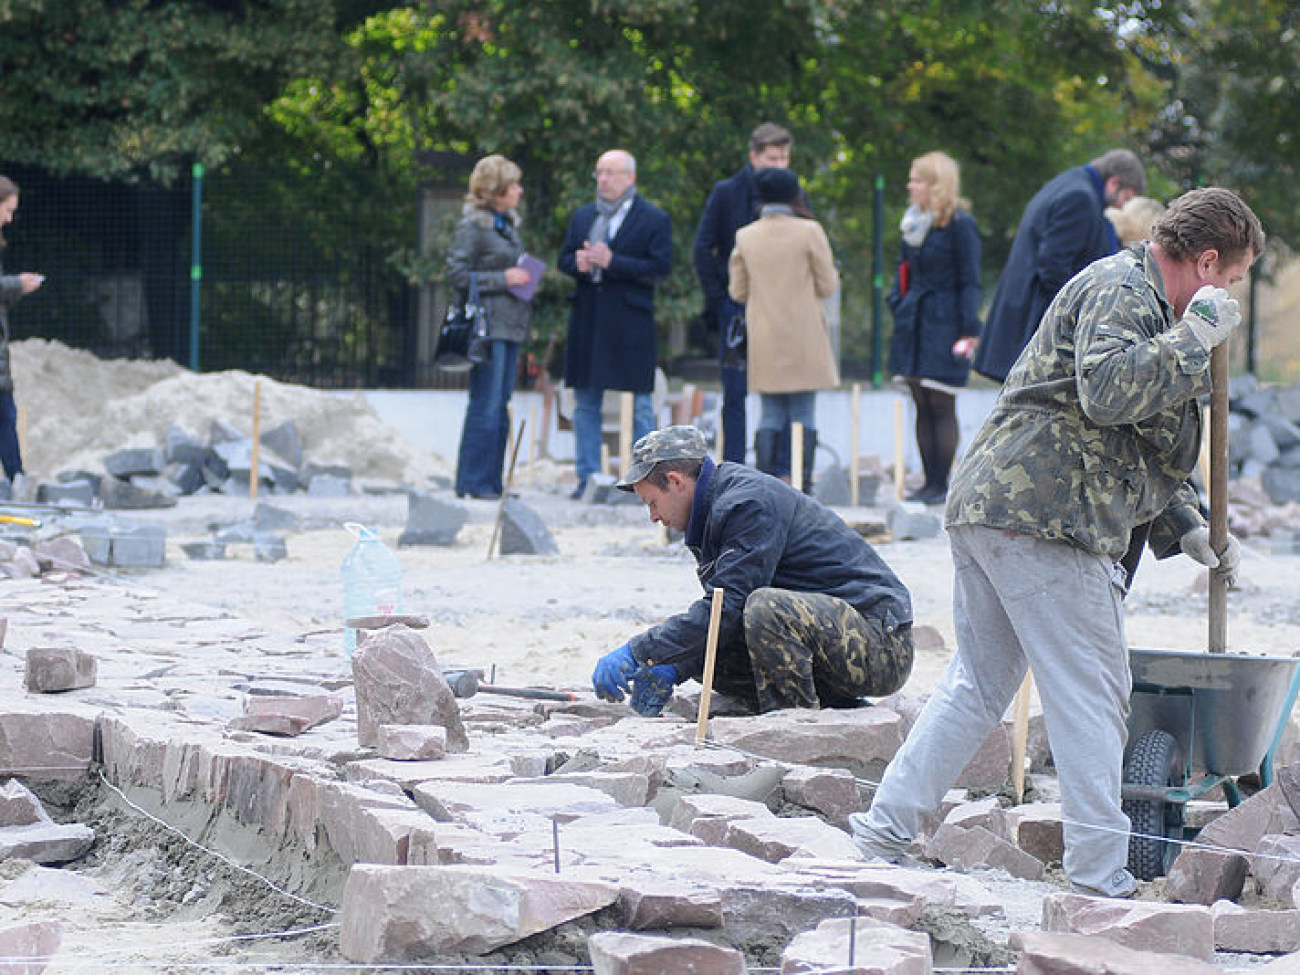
[11, 338, 451, 496]
[5, 569, 1300, 972]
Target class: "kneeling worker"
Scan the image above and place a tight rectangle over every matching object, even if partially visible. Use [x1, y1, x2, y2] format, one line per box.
[592, 425, 914, 715]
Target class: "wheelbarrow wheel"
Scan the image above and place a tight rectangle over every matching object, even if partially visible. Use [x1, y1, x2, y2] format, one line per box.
[1123, 729, 1185, 881]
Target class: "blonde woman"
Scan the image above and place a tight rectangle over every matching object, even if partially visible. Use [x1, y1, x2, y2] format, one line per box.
[445, 155, 533, 500]
[887, 151, 982, 504]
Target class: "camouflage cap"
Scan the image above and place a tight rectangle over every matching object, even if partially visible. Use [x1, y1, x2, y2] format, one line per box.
[616, 425, 709, 490]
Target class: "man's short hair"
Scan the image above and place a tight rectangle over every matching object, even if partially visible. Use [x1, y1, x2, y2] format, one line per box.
[1150, 187, 1265, 266]
[1090, 149, 1146, 194]
[643, 457, 705, 491]
[749, 123, 793, 156]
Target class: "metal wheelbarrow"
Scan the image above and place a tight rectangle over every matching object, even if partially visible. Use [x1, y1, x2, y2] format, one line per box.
[1121, 646, 1300, 879]
[1121, 344, 1300, 880]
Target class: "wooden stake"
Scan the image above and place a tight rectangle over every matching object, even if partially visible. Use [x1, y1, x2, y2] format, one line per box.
[249, 379, 263, 500]
[487, 410, 525, 559]
[527, 404, 539, 486]
[695, 586, 725, 746]
[893, 398, 905, 500]
[1011, 671, 1034, 804]
[850, 383, 862, 507]
[1208, 345, 1229, 653]
[791, 421, 804, 490]
[600, 442, 611, 476]
[618, 392, 634, 478]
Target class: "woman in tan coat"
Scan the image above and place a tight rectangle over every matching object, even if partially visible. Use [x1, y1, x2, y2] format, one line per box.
[729, 167, 839, 489]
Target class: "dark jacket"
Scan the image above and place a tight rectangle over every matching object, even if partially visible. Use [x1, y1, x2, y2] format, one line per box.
[693, 164, 758, 330]
[0, 259, 24, 392]
[628, 459, 913, 677]
[693, 164, 814, 330]
[887, 209, 982, 385]
[559, 194, 672, 393]
[444, 207, 532, 344]
[973, 165, 1119, 382]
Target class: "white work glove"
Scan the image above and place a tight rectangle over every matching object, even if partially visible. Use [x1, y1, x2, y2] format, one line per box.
[1180, 526, 1242, 587]
[1181, 285, 1242, 351]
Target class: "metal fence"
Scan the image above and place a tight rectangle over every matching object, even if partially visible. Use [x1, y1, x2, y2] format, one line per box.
[2, 162, 444, 389]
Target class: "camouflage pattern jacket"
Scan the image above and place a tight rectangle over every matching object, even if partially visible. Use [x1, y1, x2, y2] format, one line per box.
[947, 244, 1208, 561]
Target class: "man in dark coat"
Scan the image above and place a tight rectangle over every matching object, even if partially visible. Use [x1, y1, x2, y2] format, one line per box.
[692, 123, 798, 466]
[590, 425, 914, 717]
[972, 149, 1145, 382]
[559, 149, 673, 499]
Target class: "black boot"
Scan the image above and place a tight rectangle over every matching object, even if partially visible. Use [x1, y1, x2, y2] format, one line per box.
[801, 429, 818, 494]
[754, 429, 781, 476]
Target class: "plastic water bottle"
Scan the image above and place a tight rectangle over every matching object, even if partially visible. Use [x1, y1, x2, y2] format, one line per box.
[341, 523, 403, 658]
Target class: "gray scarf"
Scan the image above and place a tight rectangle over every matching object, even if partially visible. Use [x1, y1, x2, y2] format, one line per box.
[900, 204, 932, 247]
[588, 187, 636, 282]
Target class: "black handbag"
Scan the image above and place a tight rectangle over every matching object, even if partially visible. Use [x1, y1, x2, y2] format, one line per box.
[434, 275, 490, 371]
[721, 311, 747, 370]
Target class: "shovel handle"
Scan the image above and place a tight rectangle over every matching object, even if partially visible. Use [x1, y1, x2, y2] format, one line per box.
[1208, 346, 1229, 653]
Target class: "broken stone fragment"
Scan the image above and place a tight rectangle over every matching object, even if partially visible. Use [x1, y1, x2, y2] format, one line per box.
[588, 931, 745, 975]
[233, 690, 343, 736]
[0, 779, 52, 827]
[0, 920, 62, 974]
[375, 724, 447, 761]
[338, 864, 619, 959]
[0, 821, 95, 864]
[1041, 892, 1214, 960]
[1012, 930, 1222, 975]
[351, 624, 468, 752]
[24, 647, 97, 693]
[781, 915, 932, 974]
[32, 536, 90, 573]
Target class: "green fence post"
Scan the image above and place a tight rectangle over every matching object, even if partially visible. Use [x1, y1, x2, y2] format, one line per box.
[189, 162, 204, 371]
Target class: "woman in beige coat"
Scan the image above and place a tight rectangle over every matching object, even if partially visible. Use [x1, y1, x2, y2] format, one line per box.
[729, 167, 839, 490]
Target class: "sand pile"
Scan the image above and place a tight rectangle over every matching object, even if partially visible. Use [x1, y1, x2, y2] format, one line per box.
[10, 339, 452, 486]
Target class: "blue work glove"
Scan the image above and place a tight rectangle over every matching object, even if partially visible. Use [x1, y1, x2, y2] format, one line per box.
[630, 663, 679, 717]
[593, 643, 639, 702]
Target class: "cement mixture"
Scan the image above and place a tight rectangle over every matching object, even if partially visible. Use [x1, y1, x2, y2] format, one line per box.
[4, 340, 1300, 972]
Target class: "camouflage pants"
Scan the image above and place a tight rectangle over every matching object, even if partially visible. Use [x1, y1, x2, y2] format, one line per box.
[711, 587, 914, 713]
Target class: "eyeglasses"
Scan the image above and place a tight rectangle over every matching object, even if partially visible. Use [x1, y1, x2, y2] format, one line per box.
[593, 168, 631, 179]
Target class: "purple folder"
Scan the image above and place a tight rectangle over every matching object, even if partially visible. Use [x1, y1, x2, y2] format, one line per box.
[509, 253, 546, 301]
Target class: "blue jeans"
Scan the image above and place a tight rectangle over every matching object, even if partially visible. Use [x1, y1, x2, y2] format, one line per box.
[758, 392, 816, 432]
[0, 390, 22, 479]
[455, 340, 520, 497]
[573, 387, 655, 486]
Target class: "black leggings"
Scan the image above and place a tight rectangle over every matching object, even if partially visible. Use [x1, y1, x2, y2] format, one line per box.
[908, 380, 959, 491]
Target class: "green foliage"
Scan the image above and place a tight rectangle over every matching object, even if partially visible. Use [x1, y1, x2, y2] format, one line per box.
[7, 0, 1296, 382]
[0, 0, 368, 182]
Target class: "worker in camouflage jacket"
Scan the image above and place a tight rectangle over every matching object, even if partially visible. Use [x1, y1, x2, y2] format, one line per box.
[852, 188, 1264, 899]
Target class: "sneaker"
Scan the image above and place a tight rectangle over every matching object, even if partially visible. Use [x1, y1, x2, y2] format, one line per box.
[847, 813, 908, 864]
[1069, 868, 1138, 899]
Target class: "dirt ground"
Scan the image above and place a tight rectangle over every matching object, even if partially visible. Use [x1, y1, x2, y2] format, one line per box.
[7, 458, 1300, 971]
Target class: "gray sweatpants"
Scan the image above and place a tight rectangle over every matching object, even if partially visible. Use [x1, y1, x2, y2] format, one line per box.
[859, 524, 1133, 893]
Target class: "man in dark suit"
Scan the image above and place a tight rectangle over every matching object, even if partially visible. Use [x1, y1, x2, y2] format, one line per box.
[692, 123, 796, 465]
[559, 149, 673, 499]
[972, 149, 1145, 383]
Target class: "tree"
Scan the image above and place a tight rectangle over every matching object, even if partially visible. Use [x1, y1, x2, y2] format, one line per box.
[0, 0, 375, 182]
